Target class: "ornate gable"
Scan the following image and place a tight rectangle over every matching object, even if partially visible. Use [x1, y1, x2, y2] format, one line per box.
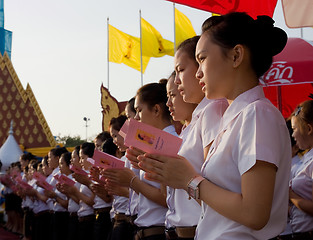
[0, 52, 56, 148]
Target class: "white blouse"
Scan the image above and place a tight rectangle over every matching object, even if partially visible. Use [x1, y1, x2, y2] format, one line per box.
[77, 171, 94, 217]
[110, 156, 132, 218]
[47, 167, 60, 210]
[196, 86, 291, 240]
[166, 98, 228, 228]
[68, 174, 80, 213]
[290, 148, 313, 233]
[135, 125, 177, 227]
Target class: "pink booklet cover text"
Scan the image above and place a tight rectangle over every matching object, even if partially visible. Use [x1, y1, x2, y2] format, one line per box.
[119, 119, 182, 156]
[89, 150, 125, 169]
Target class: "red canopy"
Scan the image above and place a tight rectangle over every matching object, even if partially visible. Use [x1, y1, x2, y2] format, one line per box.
[166, 0, 278, 19]
[261, 38, 313, 118]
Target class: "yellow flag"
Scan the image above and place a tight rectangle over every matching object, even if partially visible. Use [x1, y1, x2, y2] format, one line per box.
[141, 18, 174, 57]
[175, 8, 196, 47]
[108, 24, 150, 73]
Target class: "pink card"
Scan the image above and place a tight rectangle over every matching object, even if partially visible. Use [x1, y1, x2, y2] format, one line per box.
[33, 172, 47, 182]
[119, 118, 182, 156]
[119, 119, 129, 139]
[16, 176, 32, 190]
[90, 151, 125, 169]
[54, 174, 75, 186]
[39, 180, 54, 191]
[70, 164, 88, 176]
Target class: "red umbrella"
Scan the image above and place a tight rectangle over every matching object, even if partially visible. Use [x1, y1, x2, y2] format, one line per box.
[261, 38, 313, 118]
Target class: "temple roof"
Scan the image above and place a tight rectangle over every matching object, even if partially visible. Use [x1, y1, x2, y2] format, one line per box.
[0, 52, 57, 149]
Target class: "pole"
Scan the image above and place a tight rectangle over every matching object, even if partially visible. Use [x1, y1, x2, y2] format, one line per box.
[107, 17, 110, 90]
[300, 28, 304, 39]
[139, 10, 143, 86]
[173, 3, 176, 53]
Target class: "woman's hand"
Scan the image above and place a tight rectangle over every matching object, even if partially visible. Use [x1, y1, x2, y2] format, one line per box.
[90, 167, 100, 182]
[104, 181, 129, 197]
[138, 153, 197, 190]
[44, 189, 57, 199]
[102, 168, 135, 187]
[73, 173, 91, 186]
[126, 147, 145, 169]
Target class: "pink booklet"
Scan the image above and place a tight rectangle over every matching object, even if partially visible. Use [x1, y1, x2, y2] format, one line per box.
[33, 172, 53, 191]
[119, 119, 182, 156]
[70, 164, 88, 176]
[54, 174, 75, 186]
[89, 151, 125, 169]
[40, 181, 54, 191]
[33, 172, 47, 182]
[15, 176, 33, 190]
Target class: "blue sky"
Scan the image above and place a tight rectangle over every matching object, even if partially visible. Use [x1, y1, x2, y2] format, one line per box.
[3, 0, 313, 141]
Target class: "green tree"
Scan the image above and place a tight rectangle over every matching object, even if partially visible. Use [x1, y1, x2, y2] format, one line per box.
[56, 135, 85, 147]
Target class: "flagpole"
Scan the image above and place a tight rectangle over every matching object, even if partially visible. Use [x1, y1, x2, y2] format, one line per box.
[107, 17, 110, 90]
[173, 3, 176, 53]
[139, 9, 143, 86]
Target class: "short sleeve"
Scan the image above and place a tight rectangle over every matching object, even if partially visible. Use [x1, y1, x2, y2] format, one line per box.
[236, 101, 288, 175]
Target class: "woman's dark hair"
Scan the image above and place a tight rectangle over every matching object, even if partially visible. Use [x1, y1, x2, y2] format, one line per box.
[176, 36, 200, 66]
[20, 152, 36, 162]
[42, 155, 49, 166]
[50, 147, 68, 158]
[136, 81, 171, 121]
[286, 119, 296, 147]
[95, 131, 111, 142]
[81, 142, 95, 158]
[101, 138, 118, 157]
[29, 159, 39, 170]
[109, 115, 128, 132]
[74, 145, 80, 158]
[127, 97, 136, 115]
[291, 100, 313, 125]
[201, 12, 287, 78]
[61, 152, 72, 166]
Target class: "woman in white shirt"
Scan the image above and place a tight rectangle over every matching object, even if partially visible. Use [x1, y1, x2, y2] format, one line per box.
[105, 80, 177, 240]
[139, 12, 290, 240]
[288, 100, 313, 239]
[166, 37, 228, 240]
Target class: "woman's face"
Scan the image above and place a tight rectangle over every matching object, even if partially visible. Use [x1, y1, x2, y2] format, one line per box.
[28, 164, 36, 179]
[134, 96, 157, 126]
[167, 77, 196, 122]
[42, 159, 52, 176]
[291, 116, 312, 150]
[110, 126, 127, 152]
[195, 33, 234, 100]
[48, 151, 59, 169]
[59, 156, 69, 175]
[125, 104, 136, 119]
[71, 151, 81, 168]
[174, 49, 204, 104]
[79, 149, 91, 170]
[19, 157, 28, 169]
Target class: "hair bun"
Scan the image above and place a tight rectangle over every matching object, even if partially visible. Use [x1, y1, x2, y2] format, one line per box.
[253, 16, 287, 56]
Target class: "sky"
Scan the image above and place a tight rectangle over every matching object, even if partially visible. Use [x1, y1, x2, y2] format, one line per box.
[3, 0, 313, 142]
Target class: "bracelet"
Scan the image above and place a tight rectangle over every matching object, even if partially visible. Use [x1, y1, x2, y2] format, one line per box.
[129, 175, 137, 189]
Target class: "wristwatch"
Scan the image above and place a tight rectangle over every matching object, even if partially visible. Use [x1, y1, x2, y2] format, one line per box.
[187, 175, 205, 200]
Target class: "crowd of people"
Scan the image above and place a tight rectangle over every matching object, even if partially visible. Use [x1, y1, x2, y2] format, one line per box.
[1, 11, 313, 240]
